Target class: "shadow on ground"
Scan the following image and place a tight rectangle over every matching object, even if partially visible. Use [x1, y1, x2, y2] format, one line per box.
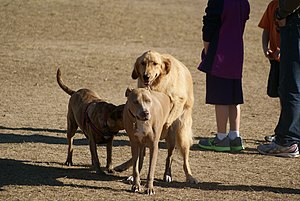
[0, 158, 125, 191]
[1, 158, 299, 195]
[0, 125, 129, 147]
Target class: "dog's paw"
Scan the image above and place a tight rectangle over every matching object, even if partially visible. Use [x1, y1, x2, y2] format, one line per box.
[163, 174, 172, 183]
[186, 175, 199, 184]
[126, 175, 134, 184]
[145, 187, 155, 195]
[131, 184, 141, 193]
[64, 161, 73, 166]
[106, 165, 114, 174]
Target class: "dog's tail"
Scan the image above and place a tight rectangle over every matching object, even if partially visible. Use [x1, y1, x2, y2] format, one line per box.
[56, 68, 75, 96]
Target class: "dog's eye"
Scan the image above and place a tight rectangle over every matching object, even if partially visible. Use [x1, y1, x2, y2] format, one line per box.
[153, 62, 157, 66]
[145, 99, 151, 103]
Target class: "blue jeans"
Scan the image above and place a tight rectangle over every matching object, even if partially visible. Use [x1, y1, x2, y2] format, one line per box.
[274, 13, 300, 146]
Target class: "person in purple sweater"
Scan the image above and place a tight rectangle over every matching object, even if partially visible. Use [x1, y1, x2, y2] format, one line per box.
[198, 0, 250, 152]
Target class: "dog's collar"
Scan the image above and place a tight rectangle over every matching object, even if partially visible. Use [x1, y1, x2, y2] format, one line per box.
[128, 108, 137, 120]
[127, 108, 137, 130]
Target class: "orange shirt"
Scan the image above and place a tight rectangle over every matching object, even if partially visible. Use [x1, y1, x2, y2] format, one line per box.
[258, 0, 280, 52]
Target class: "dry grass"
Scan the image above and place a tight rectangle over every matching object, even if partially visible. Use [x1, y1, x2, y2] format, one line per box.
[0, 0, 299, 200]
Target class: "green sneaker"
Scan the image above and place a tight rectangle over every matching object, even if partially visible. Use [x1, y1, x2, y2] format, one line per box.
[198, 136, 231, 152]
[230, 137, 244, 152]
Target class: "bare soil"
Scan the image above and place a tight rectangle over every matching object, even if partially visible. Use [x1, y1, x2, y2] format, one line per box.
[0, 0, 299, 200]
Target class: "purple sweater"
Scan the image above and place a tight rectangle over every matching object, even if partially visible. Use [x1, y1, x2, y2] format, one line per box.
[198, 0, 250, 79]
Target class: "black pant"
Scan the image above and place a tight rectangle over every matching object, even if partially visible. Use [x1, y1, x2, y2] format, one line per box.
[274, 13, 300, 146]
[267, 60, 280, 98]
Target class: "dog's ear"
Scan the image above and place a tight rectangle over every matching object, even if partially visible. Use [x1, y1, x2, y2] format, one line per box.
[162, 56, 171, 75]
[131, 59, 139, 80]
[125, 87, 133, 97]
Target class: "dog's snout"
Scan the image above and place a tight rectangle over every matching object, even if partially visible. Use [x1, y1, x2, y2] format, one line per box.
[143, 74, 150, 81]
[143, 110, 150, 120]
[138, 110, 150, 121]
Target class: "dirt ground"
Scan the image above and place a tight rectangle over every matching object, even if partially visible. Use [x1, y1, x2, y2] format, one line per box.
[0, 0, 299, 200]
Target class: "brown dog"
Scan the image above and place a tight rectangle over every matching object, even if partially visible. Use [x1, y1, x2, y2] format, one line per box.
[123, 88, 173, 195]
[116, 50, 198, 184]
[57, 68, 124, 174]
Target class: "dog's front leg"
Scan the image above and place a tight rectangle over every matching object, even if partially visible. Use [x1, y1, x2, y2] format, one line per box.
[138, 147, 146, 173]
[146, 144, 158, 195]
[165, 98, 184, 128]
[106, 139, 114, 173]
[89, 138, 103, 174]
[131, 144, 141, 193]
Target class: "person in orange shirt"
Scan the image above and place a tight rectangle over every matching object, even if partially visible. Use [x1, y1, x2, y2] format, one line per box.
[257, 0, 300, 158]
[258, 0, 280, 142]
[258, 0, 280, 97]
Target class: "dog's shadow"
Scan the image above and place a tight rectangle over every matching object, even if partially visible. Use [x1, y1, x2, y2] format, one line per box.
[152, 178, 300, 195]
[119, 176, 300, 195]
[0, 125, 130, 147]
[1, 158, 299, 195]
[0, 158, 126, 191]
[0, 125, 268, 153]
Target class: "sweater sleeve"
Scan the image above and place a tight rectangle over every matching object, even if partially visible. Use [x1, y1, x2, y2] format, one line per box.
[278, 0, 300, 18]
[202, 0, 224, 42]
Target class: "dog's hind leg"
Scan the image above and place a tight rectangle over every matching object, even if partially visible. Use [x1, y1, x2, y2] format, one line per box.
[65, 110, 78, 166]
[176, 110, 198, 184]
[164, 127, 176, 182]
[106, 139, 113, 173]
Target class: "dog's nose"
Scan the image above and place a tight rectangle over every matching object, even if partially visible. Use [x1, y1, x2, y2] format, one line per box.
[143, 74, 150, 81]
[138, 110, 150, 121]
[143, 111, 150, 120]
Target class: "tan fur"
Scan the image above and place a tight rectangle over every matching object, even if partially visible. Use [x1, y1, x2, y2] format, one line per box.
[123, 88, 173, 195]
[127, 50, 197, 184]
[57, 68, 124, 174]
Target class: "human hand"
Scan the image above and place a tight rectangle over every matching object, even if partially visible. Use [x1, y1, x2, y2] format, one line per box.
[264, 49, 274, 60]
[265, 48, 280, 61]
[276, 18, 286, 28]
